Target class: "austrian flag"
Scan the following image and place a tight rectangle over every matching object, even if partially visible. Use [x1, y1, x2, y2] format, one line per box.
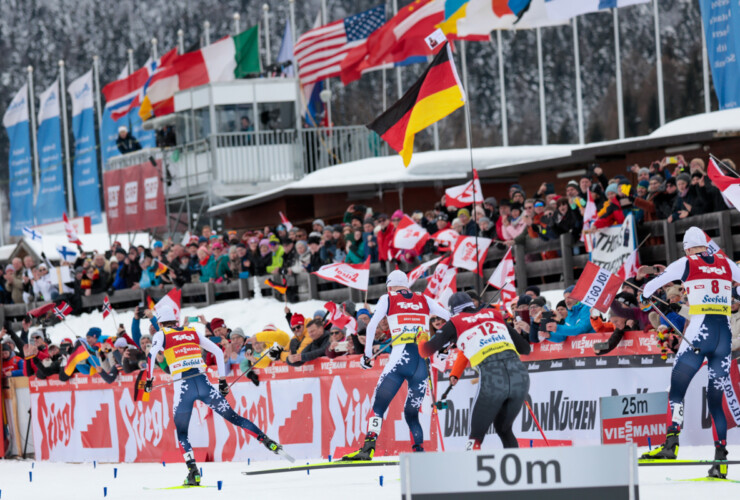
[313, 257, 370, 291]
[570, 262, 624, 314]
[393, 215, 430, 251]
[444, 169, 484, 209]
[451, 236, 492, 274]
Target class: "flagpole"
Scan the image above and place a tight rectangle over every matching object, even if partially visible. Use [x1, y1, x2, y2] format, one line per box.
[701, 17, 711, 113]
[203, 20, 211, 47]
[151, 38, 158, 60]
[392, 0, 402, 99]
[496, 31, 508, 147]
[536, 27, 547, 145]
[58, 60, 74, 217]
[233, 12, 241, 35]
[177, 29, 185, 54]
[652, 0, 665, 126]
[27, 66, 41, 194]
[92, 56, 105, 176]
[613, 8, 625, 140]
[263, 4, 272, 66]
[572, 17, 584, 145]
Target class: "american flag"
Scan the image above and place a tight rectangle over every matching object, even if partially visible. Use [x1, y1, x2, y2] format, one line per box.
[102, 296, 113, 319]
[295, 5, 386, 85]
[54, 301, 73, 320]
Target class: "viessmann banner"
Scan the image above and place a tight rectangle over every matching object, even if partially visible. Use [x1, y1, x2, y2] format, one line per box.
[103, 160, 166, 234]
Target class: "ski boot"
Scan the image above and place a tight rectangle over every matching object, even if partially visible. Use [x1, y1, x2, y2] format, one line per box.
[708, 441, 728, 479]
[183, 459, 201, 486]
[259, 435, 283, 455]
[640, 431, 679, 459]
[342, 433, 377, 461]
[412, 444, 424, 452]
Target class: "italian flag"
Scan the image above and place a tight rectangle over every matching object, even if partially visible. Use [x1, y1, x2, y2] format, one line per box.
[140, 25, 261, 119]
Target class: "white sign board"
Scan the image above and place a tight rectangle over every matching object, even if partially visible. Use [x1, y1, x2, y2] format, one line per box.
[400, 445, 638, 499]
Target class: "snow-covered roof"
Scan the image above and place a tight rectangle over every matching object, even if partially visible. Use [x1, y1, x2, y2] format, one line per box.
[649, 107, 740, 138]
[209, 144, 575, 213]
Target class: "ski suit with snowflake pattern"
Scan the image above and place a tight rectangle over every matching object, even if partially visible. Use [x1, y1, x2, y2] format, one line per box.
[148, 326, 264, 457]
[364, 290, 450, 446]
[643, 252, 740, 441]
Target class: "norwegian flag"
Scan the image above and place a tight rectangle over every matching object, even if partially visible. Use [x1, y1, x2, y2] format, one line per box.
[408, 256, 443, 286]
[451, 236, 492, 275]
[581, 190, 598, 252]
[570, 262, 624, 314]
[53, 301, 73, 320]
[102, 296, 113, 319]
[444, 169, 484, 209]
[279, 211, 293, 231]
[486, 247, 517, 307]
[63, 213, 83, 246]
[393, 215, 431, 251]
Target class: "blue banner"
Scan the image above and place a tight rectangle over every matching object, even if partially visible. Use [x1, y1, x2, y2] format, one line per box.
[100, 106, 121, 168]
[128, 107, 156, 148]
[35, 80, 67, 225]
[68, 70, 101, 223]
[3, 84, 34, 236]
[699, 0, 740, 109]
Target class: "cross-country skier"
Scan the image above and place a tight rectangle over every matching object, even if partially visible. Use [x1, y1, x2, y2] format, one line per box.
[145, 307, 284, 485]
[342, 270, 450, 460]
[639, 226, 740, 478]
[419, 292, 531, 449]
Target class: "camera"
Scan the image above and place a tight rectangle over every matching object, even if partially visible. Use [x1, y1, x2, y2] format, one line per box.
[334, 341, 349, 353]
[539, 311, 555, 332]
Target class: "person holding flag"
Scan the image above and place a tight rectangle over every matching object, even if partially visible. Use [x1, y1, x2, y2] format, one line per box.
[145, 306, 288, 486]
[342, 270, 450, 461]
[639, 227, 740, 479]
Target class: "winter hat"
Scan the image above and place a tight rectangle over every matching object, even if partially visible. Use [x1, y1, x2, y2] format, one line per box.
[556, 300, 567, 310]
[313, 219, 325, 228]
[114, 337, 128, 348]
[567, 180, 579, 189]
[308, 235, 322, 245]
[638, 167, 650, 176]
[313, 310, 325, 320]
[386, 270, 409, 288]
[290, 314, 306, 328]
[526, 285, 541, 296]
[457, 208, 470, 218]
[564, 285, 575, 294]
[478, 217, 491, 225]
[356, 308, 371, 319]
[115, 247, 127, 256]
[530, 297, 547, 308]
[259, 238, 270, 247]
[30, 331, 45, 340]
[683, 226, 707, 250]
[210, 318, 226, 330]
[676, 173, 691, 185]
[516, 295, 532, 307]
[3, 343, 15, 353]
[638, 180, 649, 189]
[156, 307, 178, 323]
[484, 197, 498, 207]
[86, 327, 102, 338]
[391, 210, 404, 220]
[341, 301, 356, 317]
[152, 241, 163, 249]
[230, 328, 246, 339]
[605, 184, 620, 196]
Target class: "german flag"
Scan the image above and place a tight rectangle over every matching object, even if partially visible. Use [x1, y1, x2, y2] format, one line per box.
[133, 369, 150, 402]
[146, 295, 156, 311]
[64, 343, 90, 376]
[368, 42, 465, 167]
[264, 278, 287, 295]
[154, 259, 169, 277]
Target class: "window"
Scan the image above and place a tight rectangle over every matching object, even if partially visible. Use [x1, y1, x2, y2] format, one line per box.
[216, 104, 254, 133]
[257, 102, 295, 131]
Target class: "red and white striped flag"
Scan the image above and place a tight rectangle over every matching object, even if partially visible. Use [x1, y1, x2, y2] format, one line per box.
[431, 228, 460, 250]
[436, 269, 458, 308]
[324, 301, 357, 334]
[279, 211, 293, 231]
[393, 215, 430, 251]
[570, 262, 624, 314]
[313, 257, 371, 291]
[444, 169, 484, 209]
[153, 288, 182, 323]
[408, 256, 443, 286]
[63, 213, 83, 246]
[423, 256, 453, 299]
[451, 236, 492, 274]
[53, 301, 73, 320]
[486, 248, 517, 310]
[707, 157, 740, 210]
[295, 5, 386, 85]
[102, 296, 113, 319]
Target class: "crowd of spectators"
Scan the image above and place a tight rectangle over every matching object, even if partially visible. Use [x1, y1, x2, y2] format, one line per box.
[3, 154, 740, 382]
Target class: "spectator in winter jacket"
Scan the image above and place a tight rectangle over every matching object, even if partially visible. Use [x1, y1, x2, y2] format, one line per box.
[325, 325, 349, 358]
[116, 126, 142, 154]
[584, 184, 625, 232]
[541, 286, 595, 342]
[266, 237, 285, 274]
[376, 213, 395, 263]
[457, 208, 477, 236]
[345, 229, 366, 264]
[285, 319, 330, 366]
[1, 342, 24, 376]
[307, 235, 326, 272]
[668, 173, 705, 222]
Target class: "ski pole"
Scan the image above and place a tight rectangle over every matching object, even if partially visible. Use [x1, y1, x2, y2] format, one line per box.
[525, 400, 549, 446]
[648, 299, 701, 354]
[368, 330, 411, 361]
[228, 349, 272, 388]
[433, 384, 454, 410]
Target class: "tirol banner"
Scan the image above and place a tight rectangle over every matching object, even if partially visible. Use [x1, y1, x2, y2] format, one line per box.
[699, 0, 740, 110]
[3, 84, 34, 235]
[34, 79, 67, 225]
[68, 70, 102, 224]
[29, 356, 439, 463]
[588, 213, 637, 274]
[103, 160, 166, 234]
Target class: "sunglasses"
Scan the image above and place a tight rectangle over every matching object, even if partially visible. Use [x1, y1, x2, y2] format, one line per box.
[331, 330, 343, 335]
[291, 325, 303, 331]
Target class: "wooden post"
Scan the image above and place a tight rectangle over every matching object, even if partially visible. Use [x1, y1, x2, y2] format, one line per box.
[559, 232, 574, 288]
[238, 277, 250, 300]
[719, 211, 735, 258]
[662, 219, 678, 263]
[513, 243, 527, 295]
[205, 282, 215, 305]
[308, 273, 319, 300]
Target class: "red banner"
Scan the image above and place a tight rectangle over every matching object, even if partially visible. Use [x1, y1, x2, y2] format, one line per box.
[104, 160, 166, 234]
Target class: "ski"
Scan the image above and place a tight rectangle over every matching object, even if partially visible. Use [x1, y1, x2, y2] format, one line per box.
[667, 476, 740, 484]
[143, 485, 217, 490]
[639, 459, 740, 466]
[242, 459, 399, 476]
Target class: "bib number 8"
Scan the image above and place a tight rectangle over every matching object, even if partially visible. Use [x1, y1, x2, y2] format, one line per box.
[712, 280, 719, 294]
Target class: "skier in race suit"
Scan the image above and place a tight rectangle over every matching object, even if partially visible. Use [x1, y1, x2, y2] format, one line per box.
[342, 270, 450, 460]
[145, 307, 284, 485]
[640, 226, 740, 478]
[419, 292, 531, 449]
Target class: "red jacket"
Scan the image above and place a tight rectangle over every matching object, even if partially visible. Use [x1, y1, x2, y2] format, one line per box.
[593, 201, 625, 229]
[376, 223, 395, 262]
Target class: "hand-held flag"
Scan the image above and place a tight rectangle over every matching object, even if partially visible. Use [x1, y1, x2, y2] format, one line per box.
[570, 262, 624, 314]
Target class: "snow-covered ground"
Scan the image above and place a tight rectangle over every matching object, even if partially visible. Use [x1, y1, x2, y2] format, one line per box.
[0, 445, 735, 500]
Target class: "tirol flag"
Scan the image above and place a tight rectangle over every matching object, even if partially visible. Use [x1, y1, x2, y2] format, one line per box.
[487, 247, 517, 308]
[570, 261, 624, 314]
[368, 42, 465, 167]
[153, 288, 182, 322]
[279, 211, 293, 231]
[313, 257, 371, 291]
[324, 301, 353, 330]
[64, 213, 83, 246]
[707, 157, 740, 210]
[451, 235, 492, 274]
[444, 169, 484, 209]
[68, 70, 102, 223]
[720, 358, 740, 430]
[432, 228, 460, 250]
[408, 256, 443, 286]
[3, 84, 34, 235]
[393, 215, 430, 250]
[423, 256, 452, 299]
[34, 79, 67, 225]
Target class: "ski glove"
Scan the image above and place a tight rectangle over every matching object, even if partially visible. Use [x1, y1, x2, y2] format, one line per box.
[267, 344, 284, 361]
[219, 379, 229, 396]
[247, 370, 260, 386]
[144, 378, 153, 393]
[360, 355, 372, 370]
